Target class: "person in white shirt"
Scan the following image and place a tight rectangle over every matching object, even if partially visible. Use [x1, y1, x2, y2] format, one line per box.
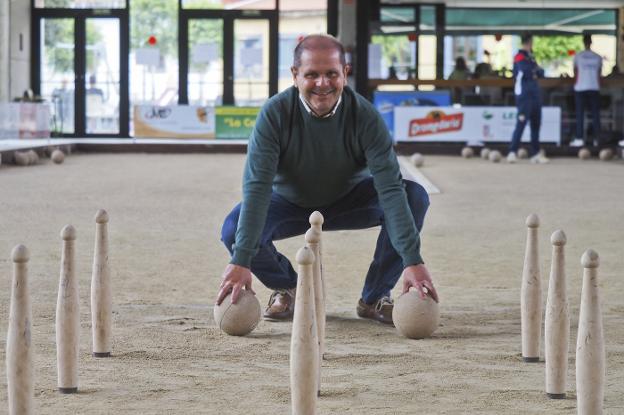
[570, 34, 603, 147]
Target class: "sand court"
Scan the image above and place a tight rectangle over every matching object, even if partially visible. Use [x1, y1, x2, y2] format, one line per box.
[1, 153, 623, 414]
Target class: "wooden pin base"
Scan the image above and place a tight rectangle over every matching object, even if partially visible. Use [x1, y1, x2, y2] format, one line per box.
[522, 356, 539, 363]
[93, 352, 111, 358]
[546, 393, 566, 399]
[59, 387, 78, 394]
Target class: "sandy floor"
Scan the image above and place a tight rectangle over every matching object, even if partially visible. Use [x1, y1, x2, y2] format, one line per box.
[0, 152, 623, 414]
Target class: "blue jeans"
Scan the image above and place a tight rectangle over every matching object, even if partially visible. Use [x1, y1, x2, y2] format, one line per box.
[509, 93, 542, 156]
[575, 90, 601, 144]
[221, 177, 429, 304]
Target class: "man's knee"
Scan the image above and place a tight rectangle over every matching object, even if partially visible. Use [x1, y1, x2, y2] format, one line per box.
[221, 207, 240, 252]
[404, 180, 430, 212]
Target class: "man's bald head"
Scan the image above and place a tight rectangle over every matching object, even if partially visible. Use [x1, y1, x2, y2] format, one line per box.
[293, 34, 347, 69]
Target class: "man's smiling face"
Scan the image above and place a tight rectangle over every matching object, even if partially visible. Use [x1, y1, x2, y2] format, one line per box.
[291, 48, 348, 117]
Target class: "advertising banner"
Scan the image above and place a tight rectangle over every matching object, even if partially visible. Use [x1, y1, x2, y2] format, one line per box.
[133, 105, 215, 138]
[374, 91, 452, 138]
[394, 106, 561, 144]
[215, 106, 260, 139]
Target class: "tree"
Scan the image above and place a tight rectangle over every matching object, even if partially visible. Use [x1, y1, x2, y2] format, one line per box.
[44, 19, 103, 76]
[532, 35, 583, 75]
[130, 0, 178, 58]
[371, 35, 413, 71]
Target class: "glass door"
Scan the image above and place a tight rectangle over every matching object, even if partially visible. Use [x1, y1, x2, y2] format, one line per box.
[33, 9, 129, 137]
[233, 19, 270, 106]
[85, 17, 122, 134]
[187, 18, 224, 106]
[39, 18, 76, 134]
[179, 9, 277, 106]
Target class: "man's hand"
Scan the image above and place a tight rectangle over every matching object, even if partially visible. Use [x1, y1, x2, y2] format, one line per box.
[216, 264, 255, 305]
[402, 264, 439, 303]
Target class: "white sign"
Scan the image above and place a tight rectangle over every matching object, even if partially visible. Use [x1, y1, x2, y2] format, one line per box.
[134, 105, 215, 139]
[135, 48, 161, 66]
[191, 43, 219, 64]
[394, 106, 561, 144]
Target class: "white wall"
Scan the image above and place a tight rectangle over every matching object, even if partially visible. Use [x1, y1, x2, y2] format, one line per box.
[0, 0, 10, 101]
[9, 0, 30, 100]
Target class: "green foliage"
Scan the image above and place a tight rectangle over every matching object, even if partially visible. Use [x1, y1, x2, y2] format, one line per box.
[188, 20, 223, 70]
[130, 0, 178, 57]
[532, 35, 583, 64]
[38, 0, 72, 6]
[86, 23, 105, 73]
[130, 0, 223, 64]
[371, 35, 412, 67]
[43, 19, 104, 75]
[183, 0, 221, 8]
[44, 19, 74, 75]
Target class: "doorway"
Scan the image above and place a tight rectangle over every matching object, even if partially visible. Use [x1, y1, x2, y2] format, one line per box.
[178, 9, 278, 106]
[32, 9, 129, 137]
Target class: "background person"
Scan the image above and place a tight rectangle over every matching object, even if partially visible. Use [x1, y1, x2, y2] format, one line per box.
[507, 34, 548, 164]
[570, 34, 603, 148]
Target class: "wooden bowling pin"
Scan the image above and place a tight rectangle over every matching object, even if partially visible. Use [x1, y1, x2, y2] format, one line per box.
[56, 225, 80, 393]
[6, 245, 34, 415]
[290, 246, 319, 415]
[91, 209, 112, 357]
[545, 230, 569, 399]
[309, 211, 326, 359]
[521, 213, 542, 362]
[576, 249, 605, 415]
[305, 228, 323, 397]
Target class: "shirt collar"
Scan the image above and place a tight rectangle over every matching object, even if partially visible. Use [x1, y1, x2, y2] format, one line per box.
[298, 93, 342, 118]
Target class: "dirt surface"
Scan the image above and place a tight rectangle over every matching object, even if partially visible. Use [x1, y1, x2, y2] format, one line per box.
[0, 152, 623, 414]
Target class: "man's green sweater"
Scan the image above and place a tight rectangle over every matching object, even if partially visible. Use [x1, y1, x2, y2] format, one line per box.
[231, 86, 423, 269]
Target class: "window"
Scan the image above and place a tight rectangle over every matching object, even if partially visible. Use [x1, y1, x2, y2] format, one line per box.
[182, 0, 275, 9]
[35, 0, 126, 8]
[278, 0, 327, 92]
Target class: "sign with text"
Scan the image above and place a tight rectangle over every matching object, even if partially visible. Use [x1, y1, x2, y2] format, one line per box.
[394, 106, 561, 144]
[374, 90, 452, 138]
[215, 106, 260, 139]
[133, 105, 215, 138]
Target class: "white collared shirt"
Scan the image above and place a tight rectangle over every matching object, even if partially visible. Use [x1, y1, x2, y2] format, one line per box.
[299, 93, 342, 118]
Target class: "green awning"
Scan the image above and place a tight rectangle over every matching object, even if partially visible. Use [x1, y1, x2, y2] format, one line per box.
[379, 7, 616, 35]
[446, 8, 616, 34]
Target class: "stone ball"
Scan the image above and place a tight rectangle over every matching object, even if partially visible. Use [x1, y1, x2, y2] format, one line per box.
[51, 149, 65, 164]
[26, 150, 39, 165]
[599, 148, 613, 161]
[461, 147, 474, 158]
[517, 148, 529, 159]
[214, 290, 261, 336]
[480, 148, 490, 159]
[578, 148, 591, 160]
[410, 153, 424, 168]
[14, 151, 29, 166]
[393, 290, 440, 339]
[488, 150, 502, 163]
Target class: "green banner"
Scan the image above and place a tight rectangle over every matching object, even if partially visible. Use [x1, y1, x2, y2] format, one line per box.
[215, 106, 260, 139]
